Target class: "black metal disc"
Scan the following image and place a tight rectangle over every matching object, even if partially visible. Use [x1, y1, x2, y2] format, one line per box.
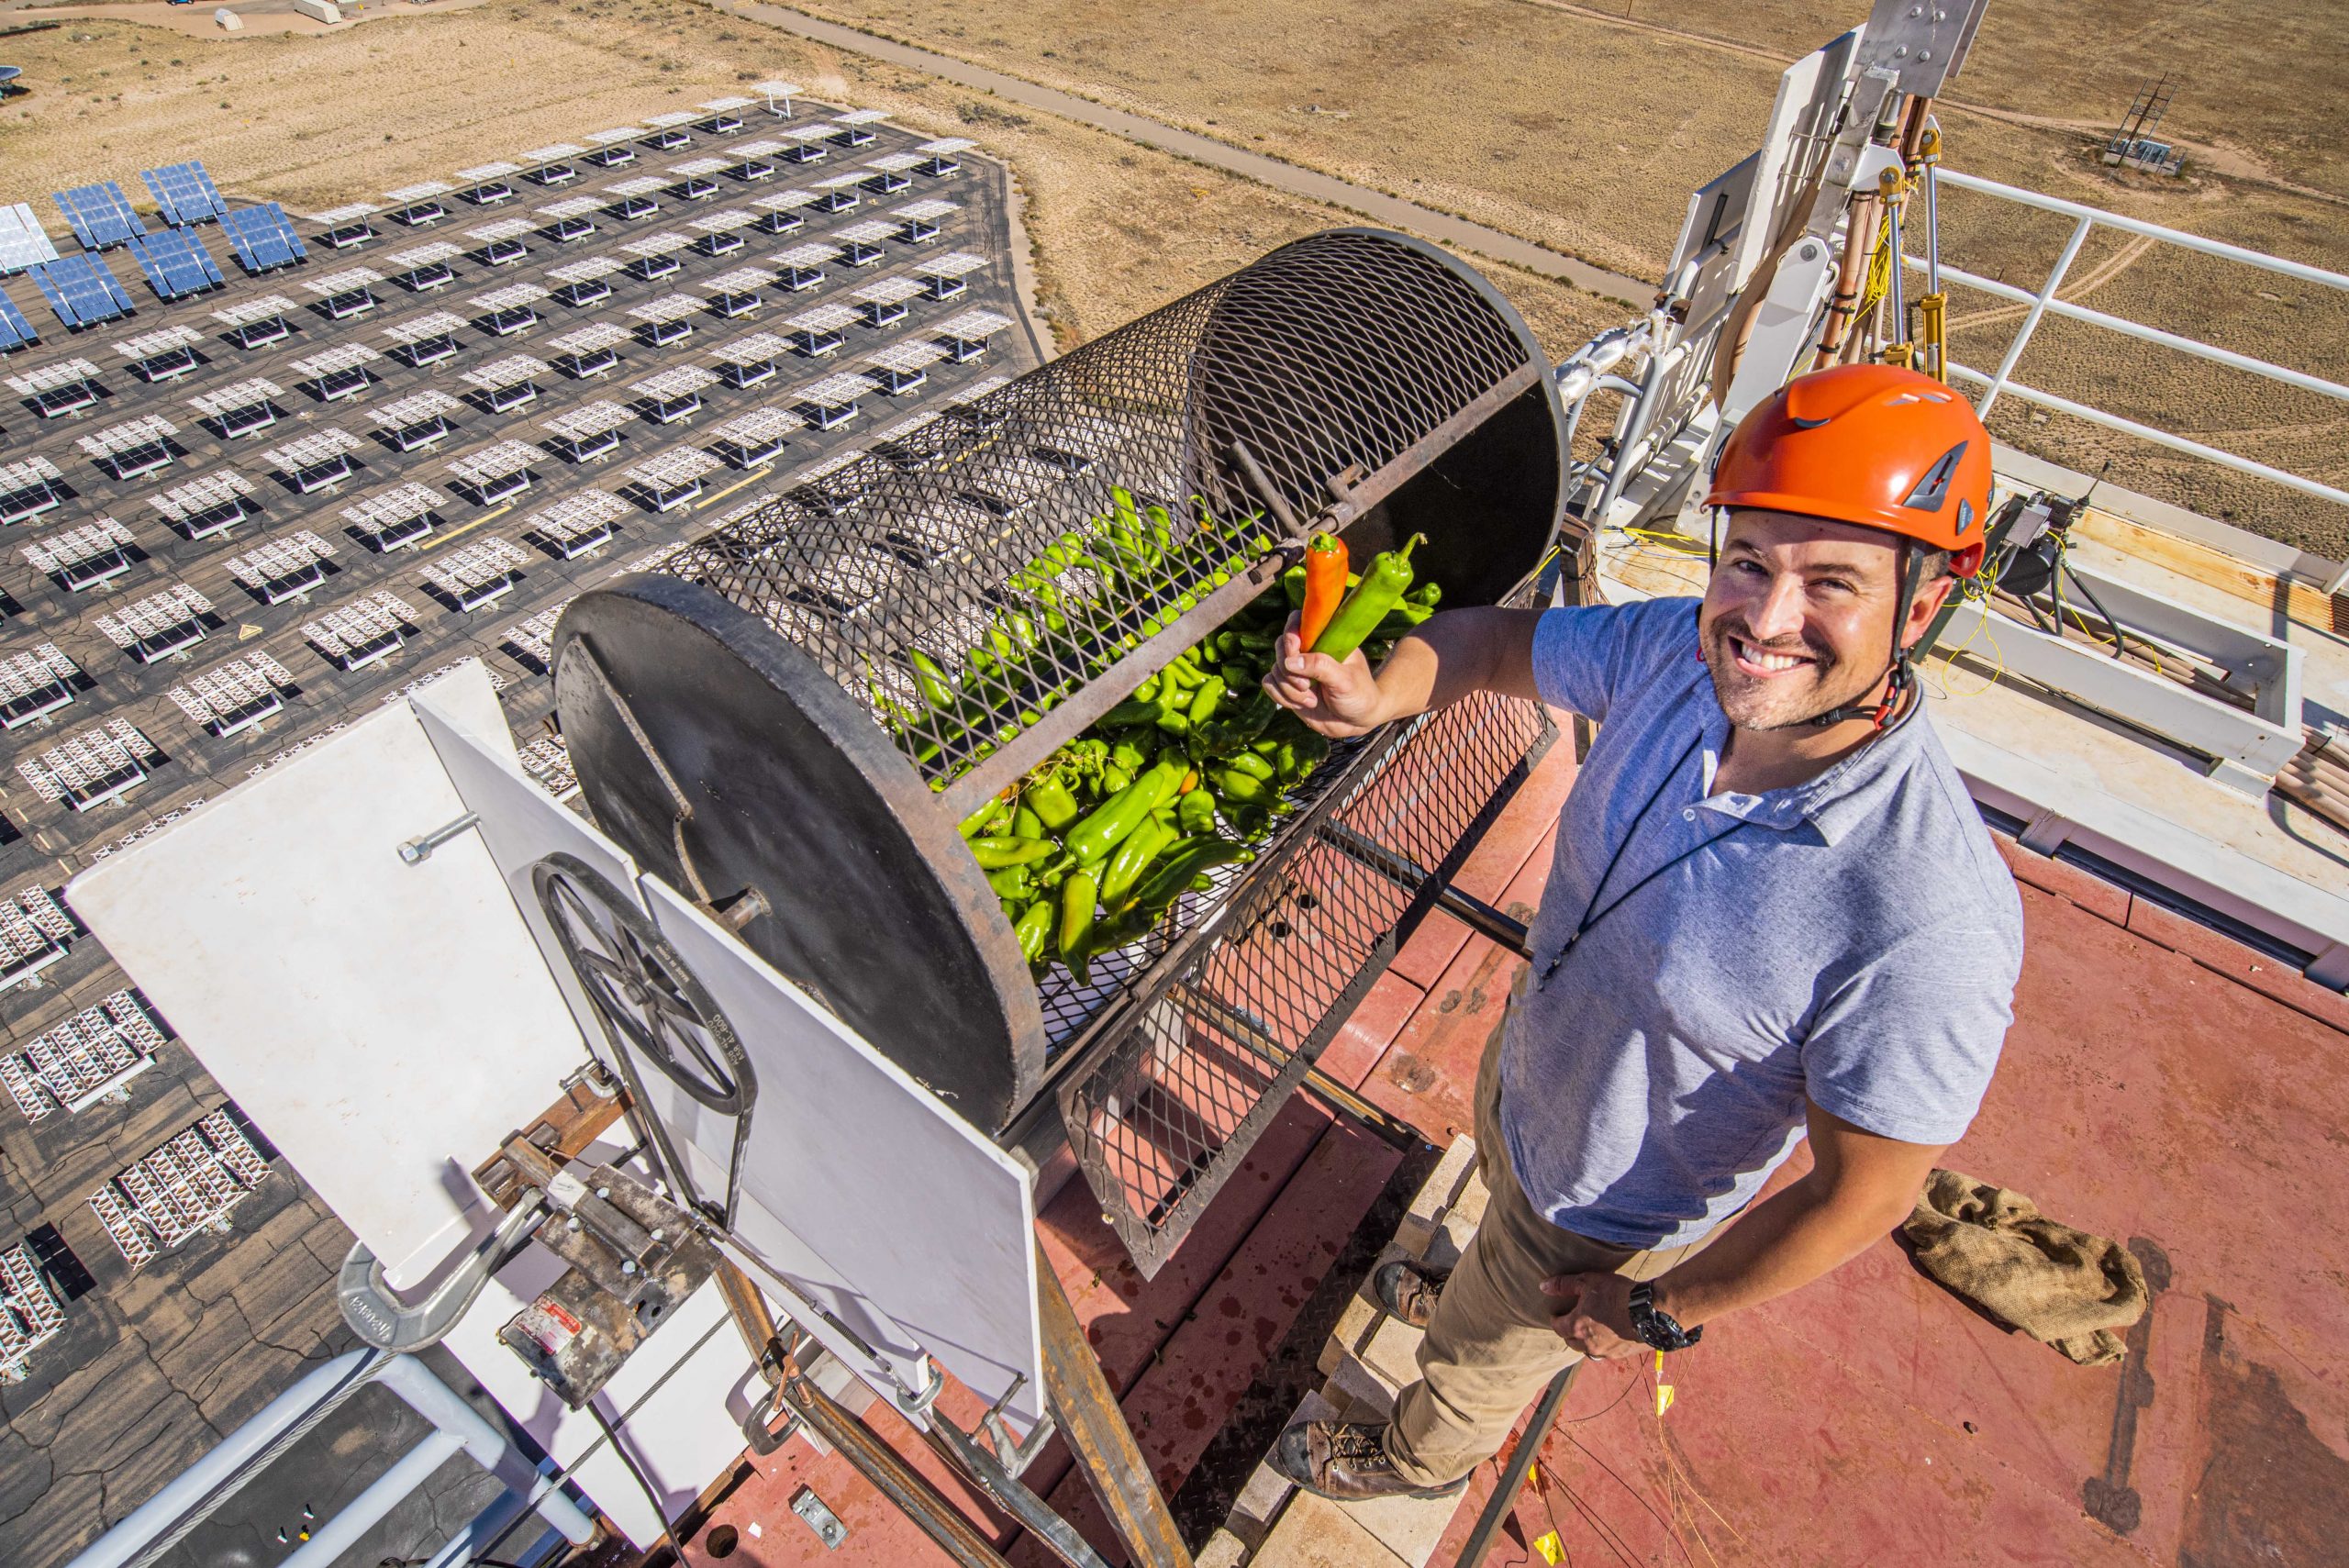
[553, 573, 1045, 1134]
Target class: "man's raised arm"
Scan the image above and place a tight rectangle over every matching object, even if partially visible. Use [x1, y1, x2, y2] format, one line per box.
[1263, 606, 1549, 739]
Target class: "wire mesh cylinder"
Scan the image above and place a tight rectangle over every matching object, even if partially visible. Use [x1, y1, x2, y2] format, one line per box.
[555, 228, 1565, 1149]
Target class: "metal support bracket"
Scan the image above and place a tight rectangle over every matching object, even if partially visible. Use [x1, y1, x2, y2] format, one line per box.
[337, 1193, 548, 1353]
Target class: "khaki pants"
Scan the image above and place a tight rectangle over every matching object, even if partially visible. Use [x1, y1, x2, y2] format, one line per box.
[1384, 1020, 1721, 1486]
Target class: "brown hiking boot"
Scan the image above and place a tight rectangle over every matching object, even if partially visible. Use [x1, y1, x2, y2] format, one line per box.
[1374, 1258, 1450, 1329]
[1269, 1419, 1468, 1502]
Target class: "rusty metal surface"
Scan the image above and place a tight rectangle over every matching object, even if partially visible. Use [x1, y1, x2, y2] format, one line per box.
[470, 1073, 631, 1210]
[1037, 1252, 1195, 1568]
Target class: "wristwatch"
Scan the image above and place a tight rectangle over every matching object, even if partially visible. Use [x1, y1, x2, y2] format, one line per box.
[1626, 1282, 1702, 1351]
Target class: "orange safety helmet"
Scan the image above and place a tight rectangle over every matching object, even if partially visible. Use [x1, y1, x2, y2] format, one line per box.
[1707, 362, 1992, 576]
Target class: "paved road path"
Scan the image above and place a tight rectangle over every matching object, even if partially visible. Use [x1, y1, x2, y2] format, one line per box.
[711, 0, 1652, 305]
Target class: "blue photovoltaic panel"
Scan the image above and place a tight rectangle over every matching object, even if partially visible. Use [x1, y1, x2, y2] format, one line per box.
[31, 253, 136, 328]
[218, 204, 308, 272]
[53, 182, 149, 250]
[128, 228, 226, 299]
[140, 161, 229, 227]
[0, 288, 35, 350]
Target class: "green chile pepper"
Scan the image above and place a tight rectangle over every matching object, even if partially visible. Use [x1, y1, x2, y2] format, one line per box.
[1029, 773, 1081, 831]
[985, 864, 1031, 900]
[1064, 757, 1183, 863]
[1186, 675, 1227, 727]
[1014, 900, 1052, 962]
[904, 648, 958, 711]
[1130, 840, 1254, 913]
[959, 796, 1010, 840]
[1310, 533, 1424, 662]
[1215, 768, 1271, 806]
[1178, 789, 1219, 836]
[970, 836, 1058, 870]
[1012, 804, 1046, 840]
[1059, 871, 1098, 960]
[1225, 750, 1276, 781]
[1102, 817, 1173, 906]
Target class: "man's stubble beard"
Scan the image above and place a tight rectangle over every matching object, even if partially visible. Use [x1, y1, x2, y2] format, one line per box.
[1698, 613, 1876, 732]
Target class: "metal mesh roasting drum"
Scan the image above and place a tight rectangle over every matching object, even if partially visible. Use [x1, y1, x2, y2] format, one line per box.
[555, 228, 1568, 1269]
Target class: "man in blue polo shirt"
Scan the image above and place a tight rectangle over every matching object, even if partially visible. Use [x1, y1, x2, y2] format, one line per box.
[1264, 363, 2024, 1500]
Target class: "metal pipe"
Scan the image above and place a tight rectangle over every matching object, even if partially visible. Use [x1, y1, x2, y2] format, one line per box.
[776, 1362, 1019, 1568]
[1885, 191, 1906, 337]
[920, 1412, 1115, 1568]
[279, 1431, 463, 1568]
[1943, 359, 2349, 510]
[1977, 216, 2090, 419]
[1902, 253, 2349, 405]
[1455, 1365, 1576, 1568]
[373, 1354, 597, 1544]
[1937, 168, 2349, 292]
[67, 1350, 388, 1568]
[66, 1351, 592, 1568]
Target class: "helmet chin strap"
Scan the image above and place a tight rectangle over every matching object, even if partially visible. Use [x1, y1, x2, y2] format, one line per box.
[1807, 541, 1927, 732]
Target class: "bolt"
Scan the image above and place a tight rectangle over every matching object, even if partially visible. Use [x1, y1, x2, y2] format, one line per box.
[567, 1216, 583, 1230]
[650, 1228, 664, 1240]
[596, 1186, 610, 1200]
[620, 1259, 638, 1275]
[396, 811, 481, 865]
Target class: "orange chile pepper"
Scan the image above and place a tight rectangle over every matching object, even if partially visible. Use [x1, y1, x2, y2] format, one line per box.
[1297, 531, 1349, 650]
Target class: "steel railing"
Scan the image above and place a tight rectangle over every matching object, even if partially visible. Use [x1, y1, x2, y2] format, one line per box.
[1911, 168, 2349, 592]
[66, 1348, 595, 1568]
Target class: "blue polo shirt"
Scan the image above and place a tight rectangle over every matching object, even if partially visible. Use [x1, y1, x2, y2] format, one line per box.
[1497, 596, 2023, 1248]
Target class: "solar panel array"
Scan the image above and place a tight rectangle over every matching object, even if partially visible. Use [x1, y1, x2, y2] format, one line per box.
[0, 991, 166, 1123]
[0, 204, 61, 274]
[147, 471, 256, 528]
[53, 183, 149, 250]
[140, 162, 229, 228]
[419, 536, 529, 597]
[95, 584, 215, 654]
[302, 592, 417, 666]
[0, 105, 1020, 1392]
[5, 357, 102, 398]
[76, 415, 178, 462]
[89, 1109, 273, 1266]
[462, 353, 548, 395]
[217, 205, 308, 272]
[127, 228, 227, 301]
[22, 518, 139, 578]
[341, 482, 447, 542]
[32, 253, 137, 328]
[167, 651, 295, 733]
[0, 288, 36, 351]
[115, 325, 204, 364]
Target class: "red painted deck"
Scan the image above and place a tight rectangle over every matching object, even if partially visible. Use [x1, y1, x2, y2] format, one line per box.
[686, 729, 2349, 1567]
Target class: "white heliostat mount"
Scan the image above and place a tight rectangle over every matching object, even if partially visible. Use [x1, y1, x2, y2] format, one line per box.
[65, 662, 1045, 1547]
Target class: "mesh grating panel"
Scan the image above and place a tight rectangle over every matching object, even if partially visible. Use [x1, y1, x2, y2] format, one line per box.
[1062, 686, 1550, 1273]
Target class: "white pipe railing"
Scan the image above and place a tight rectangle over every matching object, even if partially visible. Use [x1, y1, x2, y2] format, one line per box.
[1907, 252, 2349, 405]
[1920, 169, 2349, 593]
[1936, 169, 2349, 292]
[67, 1349, 595, 1568]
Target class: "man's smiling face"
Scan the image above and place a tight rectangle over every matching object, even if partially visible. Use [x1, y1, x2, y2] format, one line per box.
[1698, 508, 1926, 732]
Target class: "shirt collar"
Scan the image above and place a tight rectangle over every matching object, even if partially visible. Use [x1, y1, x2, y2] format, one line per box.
[1688, 677, 1930, 844]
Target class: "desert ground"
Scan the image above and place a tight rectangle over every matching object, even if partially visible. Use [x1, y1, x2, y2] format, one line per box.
[728, 0, 2349, 554]
[0, 0, 2340, 548]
